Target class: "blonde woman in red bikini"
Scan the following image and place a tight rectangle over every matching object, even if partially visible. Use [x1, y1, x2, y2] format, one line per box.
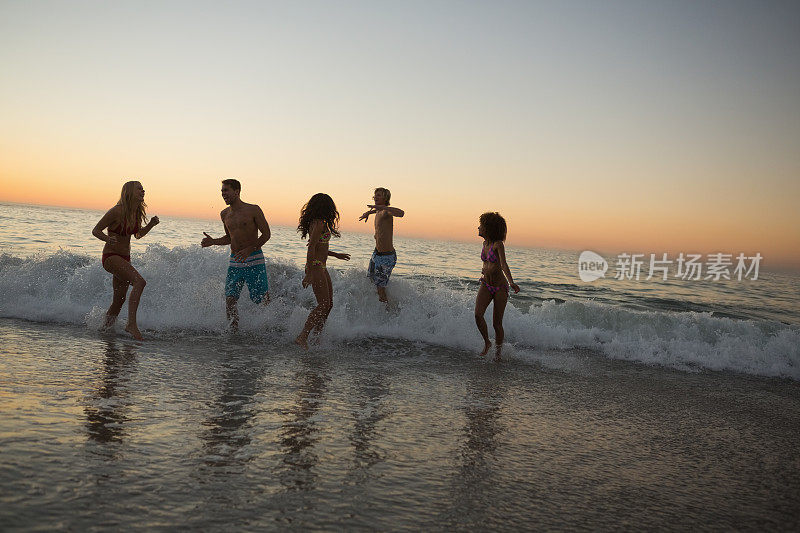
[295, 193, 350, 349]
[92, 181, 159, 340]
[475, 212, 520, 360]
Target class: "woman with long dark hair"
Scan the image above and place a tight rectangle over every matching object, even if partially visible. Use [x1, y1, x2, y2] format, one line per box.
[475, 212, 520, 360]
[295, 193, 350, 349]
[92, 181, 159, 340]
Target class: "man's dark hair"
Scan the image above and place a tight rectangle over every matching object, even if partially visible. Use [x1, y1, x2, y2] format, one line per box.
[221, 178, 241, 192]
[479, 212, 507, 242]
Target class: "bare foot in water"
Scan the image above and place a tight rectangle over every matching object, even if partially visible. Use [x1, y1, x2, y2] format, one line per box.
[125, 323, 144, 341]
[494, 344, 503, 362]
[101, 314, 117, 331]
[294, 335, 309, 350]
[479, 341, 491, 357]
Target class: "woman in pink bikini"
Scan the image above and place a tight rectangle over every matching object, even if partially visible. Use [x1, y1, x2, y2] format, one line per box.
[295, 193, 350, 349]
[475, 212, 520, 360]
[92, 181, 159, 340]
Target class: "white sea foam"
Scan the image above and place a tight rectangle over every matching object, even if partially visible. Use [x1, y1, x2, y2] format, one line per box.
[1, 246, 798, 379]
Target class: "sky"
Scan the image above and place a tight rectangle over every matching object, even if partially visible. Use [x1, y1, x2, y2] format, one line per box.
[1, 0, 799, 267]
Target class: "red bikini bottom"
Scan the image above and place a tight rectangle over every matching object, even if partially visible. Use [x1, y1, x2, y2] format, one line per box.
[102, 253, 131, 266]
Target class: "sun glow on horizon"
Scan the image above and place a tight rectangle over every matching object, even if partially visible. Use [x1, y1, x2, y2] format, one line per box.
[1, 1, 798, 267]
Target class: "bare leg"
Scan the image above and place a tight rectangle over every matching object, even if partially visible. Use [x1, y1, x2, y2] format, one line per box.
[308, 270, 334, 345]
[377, 286, 388, 303]
[313, 270, 334, 332]
[295, 268, 332, 349]
[492, 289, 509, 361]
[226, 296, 239, 333]
[103, 275, 130, 329]
[103, 256, 146, 340]
[124, 278, 147, 341]
[474, 285, 493, 356]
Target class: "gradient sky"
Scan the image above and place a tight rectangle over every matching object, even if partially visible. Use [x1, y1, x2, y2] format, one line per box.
[1, 0, 799, 266]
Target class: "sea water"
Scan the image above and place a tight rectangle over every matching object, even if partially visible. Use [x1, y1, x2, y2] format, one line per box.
[1, 202, 799, 529]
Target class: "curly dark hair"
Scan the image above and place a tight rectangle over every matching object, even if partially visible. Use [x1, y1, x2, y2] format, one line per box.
[298, 193, 341, 239]
[479, 212, 507, 243]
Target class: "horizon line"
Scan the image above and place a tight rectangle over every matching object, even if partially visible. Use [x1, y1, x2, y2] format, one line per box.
[2, 198, 799, 272]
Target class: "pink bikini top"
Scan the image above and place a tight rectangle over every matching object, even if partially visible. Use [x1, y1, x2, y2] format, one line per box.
[481, 243, 498, 263]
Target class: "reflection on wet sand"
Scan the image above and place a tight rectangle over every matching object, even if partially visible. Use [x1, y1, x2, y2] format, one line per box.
[277, 355, 330, 492]
[447, 366, 508, 525]
[200, 353, 264, 467]
[346, 371, 391, 484]
[84, 338, 137, 451]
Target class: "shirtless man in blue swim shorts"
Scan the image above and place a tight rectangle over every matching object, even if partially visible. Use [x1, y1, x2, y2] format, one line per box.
[359, 187, 404, 303]
[201, 178, 271, 331]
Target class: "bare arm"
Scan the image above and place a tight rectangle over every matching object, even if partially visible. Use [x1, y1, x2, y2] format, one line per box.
[359, 208, 377, 222]
[92, 208, 119, 244]
[305, 220, 323, 268]
[328, 250, 351, 261]
[300, 221, 325, 287]
[201, 212, 232, 247]
[496, 243, 520, 293]
[231, 207, 271, 261]
[135, 216, 160, 239]
[369, 204, 404, 217]
[254, 206, 271, 247]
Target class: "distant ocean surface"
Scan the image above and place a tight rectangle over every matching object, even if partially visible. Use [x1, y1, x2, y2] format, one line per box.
[2, 201, 799, 529]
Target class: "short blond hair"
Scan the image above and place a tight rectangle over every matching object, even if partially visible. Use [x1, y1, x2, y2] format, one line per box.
[374, 187, 391, 205]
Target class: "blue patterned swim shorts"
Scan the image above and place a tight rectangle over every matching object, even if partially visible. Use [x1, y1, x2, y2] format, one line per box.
[225, 249, 269, 303]
[368, 249, 397, 288]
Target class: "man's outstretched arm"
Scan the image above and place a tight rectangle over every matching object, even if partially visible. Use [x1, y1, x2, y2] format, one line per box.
[370, 205, 404, 217]
[201, 213, 232, 247]
[202, 232, 232, 246]
[359, 208, 377, 222]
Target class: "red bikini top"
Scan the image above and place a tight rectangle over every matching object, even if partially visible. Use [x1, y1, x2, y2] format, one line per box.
[109, 221, 140, 236]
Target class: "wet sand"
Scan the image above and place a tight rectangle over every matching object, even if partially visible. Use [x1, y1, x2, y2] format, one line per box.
[1, 318, 799, 530]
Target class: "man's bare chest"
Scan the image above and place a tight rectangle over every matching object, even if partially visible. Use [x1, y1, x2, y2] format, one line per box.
[224, 212, 255, 232]
[374, 213, 393, 232]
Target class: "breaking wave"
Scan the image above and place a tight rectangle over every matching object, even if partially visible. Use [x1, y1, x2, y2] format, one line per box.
[1, 246, 798, 379]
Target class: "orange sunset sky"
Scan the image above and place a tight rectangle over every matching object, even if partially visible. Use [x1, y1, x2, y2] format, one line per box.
[1, 2, 799, 267]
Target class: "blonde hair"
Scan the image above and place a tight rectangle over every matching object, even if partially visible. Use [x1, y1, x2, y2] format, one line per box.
[118, 180, 148, 231]
[374, 187, 391, 206]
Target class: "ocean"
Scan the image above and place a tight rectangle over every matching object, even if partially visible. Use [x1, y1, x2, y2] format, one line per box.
[1, 202, 799, 529]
